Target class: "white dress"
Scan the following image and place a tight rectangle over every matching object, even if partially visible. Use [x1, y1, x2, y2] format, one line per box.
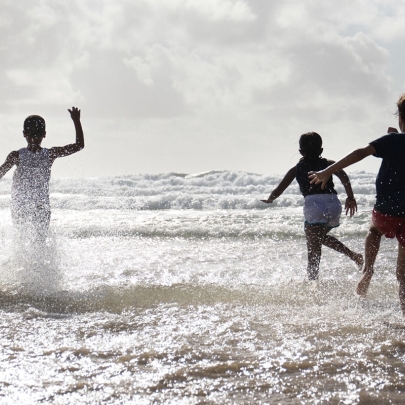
[11, 147, 52, 238]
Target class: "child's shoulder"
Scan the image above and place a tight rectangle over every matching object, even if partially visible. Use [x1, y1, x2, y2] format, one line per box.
[3, 150, 19, 165]
[8, 150, 19, 158]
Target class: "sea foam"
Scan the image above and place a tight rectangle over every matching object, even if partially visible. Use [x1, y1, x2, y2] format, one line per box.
[0, 170, 377, 211]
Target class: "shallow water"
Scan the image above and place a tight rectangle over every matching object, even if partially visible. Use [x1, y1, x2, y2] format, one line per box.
[1, 171, 405, 404]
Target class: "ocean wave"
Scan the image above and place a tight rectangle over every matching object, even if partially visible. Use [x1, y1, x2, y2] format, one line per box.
[44, 208, 370, 239]
[58, 223, 368, 240]
[0, 279, 398, 314]
[0, 170, 377, 211]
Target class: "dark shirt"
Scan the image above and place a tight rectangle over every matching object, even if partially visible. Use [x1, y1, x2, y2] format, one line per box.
[370, 132, 405, 216]
[296, 157, 337, 197]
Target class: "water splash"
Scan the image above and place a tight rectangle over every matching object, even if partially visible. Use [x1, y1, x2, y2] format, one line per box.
[0, 227, 63, 296]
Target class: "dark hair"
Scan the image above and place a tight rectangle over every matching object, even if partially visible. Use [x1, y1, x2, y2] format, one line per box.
[397, 94, 405, 120]
[23, 115, 46, 137]
[299, 132, 322, 159]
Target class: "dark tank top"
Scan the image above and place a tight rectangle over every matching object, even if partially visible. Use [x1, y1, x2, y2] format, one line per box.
[296, 157, 337, 197]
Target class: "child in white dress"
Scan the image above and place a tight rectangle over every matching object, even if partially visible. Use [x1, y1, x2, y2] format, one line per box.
[0, 107, 84, 242]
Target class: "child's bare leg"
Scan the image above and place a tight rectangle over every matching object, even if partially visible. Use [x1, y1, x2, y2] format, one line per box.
[322, 231, 364, 269]
[356, 223, 383, 296]
[396, 244, 405, 316]
[305, 224, 325, 280]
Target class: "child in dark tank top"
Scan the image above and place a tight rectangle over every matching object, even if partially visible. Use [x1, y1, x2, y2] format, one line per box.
[261, 132, 363, 281]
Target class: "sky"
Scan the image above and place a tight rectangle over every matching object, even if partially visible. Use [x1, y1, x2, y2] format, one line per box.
[1, 0, 405, 178]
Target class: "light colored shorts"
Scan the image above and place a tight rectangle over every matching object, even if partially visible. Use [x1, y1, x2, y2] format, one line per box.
[372, 209, 405, 247]
[303, 194, 341, 228]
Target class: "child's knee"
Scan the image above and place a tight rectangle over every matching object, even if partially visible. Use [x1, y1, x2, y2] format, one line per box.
[368, 224, 383, 238]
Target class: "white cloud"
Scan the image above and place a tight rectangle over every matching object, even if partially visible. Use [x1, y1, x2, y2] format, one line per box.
[276, 3, 308, 29]
[6, 67, 82, 106]
[0, 12, 13, 29]
[0, 0, 402, 176]
[185, 0, 256, 22]
[124, 56, 155, 86]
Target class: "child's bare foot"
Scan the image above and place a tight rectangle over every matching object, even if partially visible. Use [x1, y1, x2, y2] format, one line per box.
[356, 272, 372, 297]
[353, 253, 364, 271]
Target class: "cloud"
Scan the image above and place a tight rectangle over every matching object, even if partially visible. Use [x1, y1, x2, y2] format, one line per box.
[6, 68, 81, 106]
[0, 0, 394, 112]
[124, 56, 154, 86]
[0, 0, 402, 176]
[185, 0, 257, 22]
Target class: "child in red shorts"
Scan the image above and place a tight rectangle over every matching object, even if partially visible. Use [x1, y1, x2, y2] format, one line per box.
[309, 94, 405, 316]
[371, 210, 405, 247]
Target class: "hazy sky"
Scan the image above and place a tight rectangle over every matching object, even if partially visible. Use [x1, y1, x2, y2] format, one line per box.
[1, 0, 404, 177]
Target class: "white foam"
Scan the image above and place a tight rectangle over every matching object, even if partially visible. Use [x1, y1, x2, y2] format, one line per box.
[0, 228, 63, 295]
[0, 170, 378, 212]
[45, 170, 378, 211]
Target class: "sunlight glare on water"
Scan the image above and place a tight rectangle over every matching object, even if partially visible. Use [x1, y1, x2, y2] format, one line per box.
[0, 171, 405, 403]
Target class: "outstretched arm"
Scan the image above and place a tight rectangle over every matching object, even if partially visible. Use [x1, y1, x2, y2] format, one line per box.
[49, 107, 84, 161]
[0, 151, 18, 179]
[308, 145, 376, 189]
[334, 169, 357, 217]
[261, 166, 296, 203]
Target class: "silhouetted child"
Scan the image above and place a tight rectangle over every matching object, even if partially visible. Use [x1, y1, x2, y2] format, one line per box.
[262, 132, 363, 280]
[0, 107, 84, 242]
[310, 94, 405, 315]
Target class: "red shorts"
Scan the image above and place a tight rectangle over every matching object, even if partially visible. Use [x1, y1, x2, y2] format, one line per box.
[372, 209, 405, 247]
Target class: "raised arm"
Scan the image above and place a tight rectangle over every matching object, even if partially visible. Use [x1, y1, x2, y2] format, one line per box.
[333, 169, 357, 217]
[308, 145, 376, 189]
[261, 166, 296, 203]
[0, 151, 18, 179]
[49, 107, 84, 161]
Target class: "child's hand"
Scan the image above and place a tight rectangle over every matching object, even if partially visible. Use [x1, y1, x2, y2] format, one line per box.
[261, 196, 276, 204]
[68, 106, 81, 122]
[345, 197, 357, 217]
[388, 127, 398, 133]
[308, 169, 330, 189]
